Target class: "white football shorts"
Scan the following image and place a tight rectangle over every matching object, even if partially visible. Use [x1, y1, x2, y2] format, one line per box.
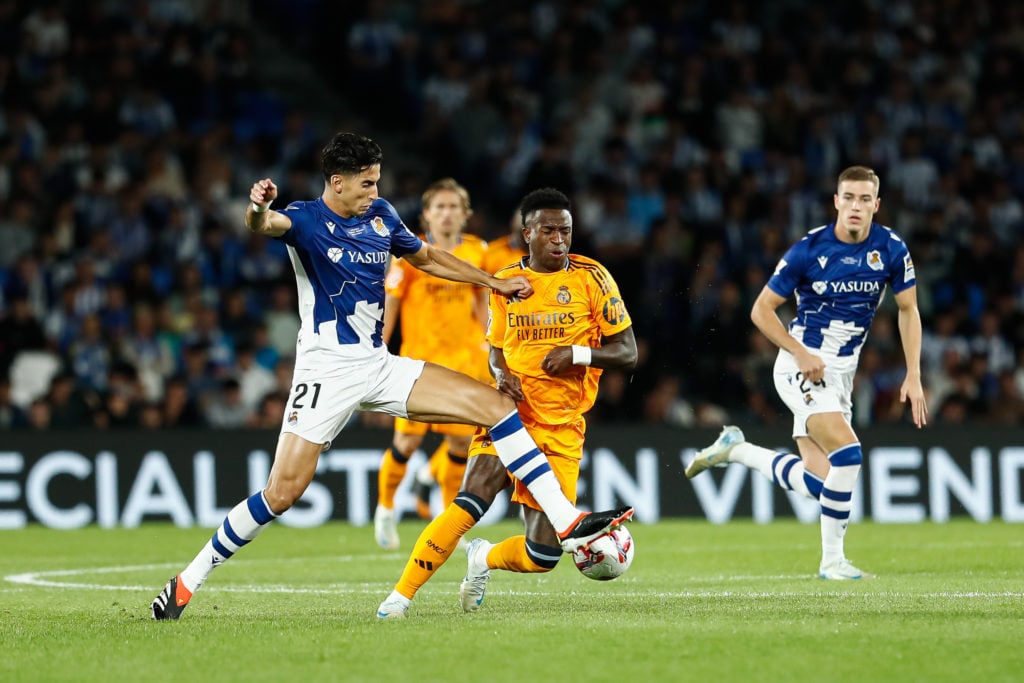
[280, 347, 425, 446]
[772, 349, 855, 439]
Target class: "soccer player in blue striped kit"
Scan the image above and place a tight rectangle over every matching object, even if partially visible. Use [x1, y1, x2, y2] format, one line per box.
[686, 166, 927, 580]
[150, 133, 631, 620]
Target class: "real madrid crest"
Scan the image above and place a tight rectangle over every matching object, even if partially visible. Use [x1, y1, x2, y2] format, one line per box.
[556, 285, 572, 304]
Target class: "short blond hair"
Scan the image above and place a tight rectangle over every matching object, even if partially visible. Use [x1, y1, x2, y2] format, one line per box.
[420, 177, 473, 217]
[837, 165, 880, 194]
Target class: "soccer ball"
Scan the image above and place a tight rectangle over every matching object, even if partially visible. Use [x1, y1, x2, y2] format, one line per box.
[571, 526, 635, 581]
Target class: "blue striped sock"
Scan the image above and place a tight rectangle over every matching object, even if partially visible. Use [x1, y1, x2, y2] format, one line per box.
[770, 452, 813, 498]
[180, 490, 279, 592]
[820, 444, 862, 564]
[489, 411, 578, 532]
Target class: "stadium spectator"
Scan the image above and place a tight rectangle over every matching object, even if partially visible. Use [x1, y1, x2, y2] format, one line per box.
[204, 377, 249, 429]
[0, 377, 26, 429]
[234, 341, 276, 412]
[1, 0, 1023, 431]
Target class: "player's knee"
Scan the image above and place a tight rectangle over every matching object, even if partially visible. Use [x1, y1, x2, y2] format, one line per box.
[263, 481, 305, 513]
[480, 390, 517, 423]
[390, 437, 417, 460]
[453, 491, 492, 522]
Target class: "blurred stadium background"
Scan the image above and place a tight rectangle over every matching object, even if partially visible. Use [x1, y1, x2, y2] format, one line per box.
[0, 1, 1022, 527]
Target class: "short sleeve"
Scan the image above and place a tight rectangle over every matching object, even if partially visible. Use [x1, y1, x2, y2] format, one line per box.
[486, 287, 508, 348]
[588, 264, 632, 337]
[275, 201, 310, 247]
[887, 236, 916, 294]
[766, 242, 805, 298]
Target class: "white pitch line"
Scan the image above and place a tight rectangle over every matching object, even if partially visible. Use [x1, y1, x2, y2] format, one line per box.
[3, 565, 1022, 600]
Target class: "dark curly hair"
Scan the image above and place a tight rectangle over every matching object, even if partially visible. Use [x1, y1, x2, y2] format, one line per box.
[321, 132, 383, 181]
[519, 187, 571, 226]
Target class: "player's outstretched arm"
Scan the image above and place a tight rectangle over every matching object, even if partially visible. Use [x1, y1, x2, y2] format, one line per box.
[245, 178, 292, 237]
[404, 242, 533, 299]
[894, 286, 928, 428]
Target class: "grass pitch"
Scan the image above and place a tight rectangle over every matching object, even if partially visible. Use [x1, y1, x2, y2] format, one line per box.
[1, 519, 1021, 683]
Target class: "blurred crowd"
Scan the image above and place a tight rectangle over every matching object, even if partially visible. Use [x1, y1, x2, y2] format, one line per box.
[1, 0, 1023, 433]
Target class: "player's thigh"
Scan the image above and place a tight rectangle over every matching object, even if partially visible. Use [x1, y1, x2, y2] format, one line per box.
[264, 432, 326, 512]
[773, 353, 850, 439]
[805, 412, 859, 454]
[406, 362, 513, 427]
[283, 357, 365, 446]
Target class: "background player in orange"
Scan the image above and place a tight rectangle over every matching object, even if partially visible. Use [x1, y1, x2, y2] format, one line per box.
[377, 187, 638, 618]
[373, 178, 492, 550]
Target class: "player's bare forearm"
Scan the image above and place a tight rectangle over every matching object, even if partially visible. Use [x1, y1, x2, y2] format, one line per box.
[410, 243, 493, 286]
[895, 288, 923, 380]
[895, 287, 928, 427]
[591, 327, 638, 370]
[409, 244, 532, 299]
[751, 286, 825, 380]
[751, 291, 801, 357]
[541, 328, 638, 375]
[489, 346, 524, 401]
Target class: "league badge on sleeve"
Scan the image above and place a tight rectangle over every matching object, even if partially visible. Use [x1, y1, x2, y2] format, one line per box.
[903, 253, 916, 283]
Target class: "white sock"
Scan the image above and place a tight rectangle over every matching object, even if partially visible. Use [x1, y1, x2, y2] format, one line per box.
[179, 490, 278, 592]
[731, 443, 812, 498]
[488, 411, 578, 533]
[819, 444, 862, 566]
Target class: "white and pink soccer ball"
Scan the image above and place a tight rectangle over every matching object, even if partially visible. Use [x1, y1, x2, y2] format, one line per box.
[571, 526, 635, 581]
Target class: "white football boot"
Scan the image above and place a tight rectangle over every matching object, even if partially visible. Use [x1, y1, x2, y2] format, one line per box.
[459, 538, 493, 613]
[376, 590, 410, 619]
[685, 426, 745, 478]
[819, 558, 874, 580]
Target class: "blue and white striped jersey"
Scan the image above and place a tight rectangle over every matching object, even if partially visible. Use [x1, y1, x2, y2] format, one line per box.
[767, 222, 915, 359]
[276, 197, 423, 358]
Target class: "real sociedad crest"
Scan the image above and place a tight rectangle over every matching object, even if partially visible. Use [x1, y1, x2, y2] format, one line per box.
[812, 281, 828, 294]
[371, 216, 390, 237]
[866, 250, 884, 271]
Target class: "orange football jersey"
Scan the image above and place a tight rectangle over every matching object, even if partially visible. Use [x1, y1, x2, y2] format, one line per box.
[385, 234, 489, 379]
[481, 234, 527, 275]
[488, 254, 632, 425]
